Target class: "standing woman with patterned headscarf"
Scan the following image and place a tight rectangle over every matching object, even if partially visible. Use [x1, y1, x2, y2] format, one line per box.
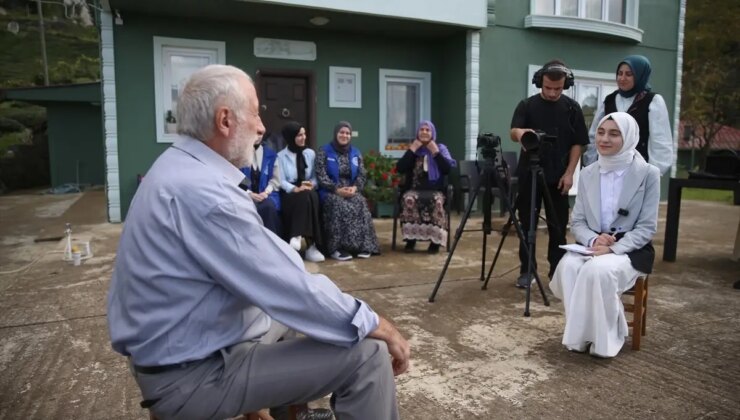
[550, 112, 660, 358]
[395, 120, 457, 254]
[584, 55, 674, 176]
[277, 121, 325, 262]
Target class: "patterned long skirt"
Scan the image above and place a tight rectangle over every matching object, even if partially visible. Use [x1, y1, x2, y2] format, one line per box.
[399, 189, 448, 246]
[322, 193, 380, 255]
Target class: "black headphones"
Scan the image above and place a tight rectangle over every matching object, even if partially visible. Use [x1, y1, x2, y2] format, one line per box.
[532, 63, 575, 89]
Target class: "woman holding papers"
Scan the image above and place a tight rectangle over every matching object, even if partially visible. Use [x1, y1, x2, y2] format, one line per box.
[549, 112, 660, 358]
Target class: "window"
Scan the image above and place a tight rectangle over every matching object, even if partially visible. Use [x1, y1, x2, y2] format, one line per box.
[526, 0, 641, 42]
[378, 69, 431, 158]
[534, 0, 625, 23]
[527, 65, 616, 194]
[153, 37, 226, 143]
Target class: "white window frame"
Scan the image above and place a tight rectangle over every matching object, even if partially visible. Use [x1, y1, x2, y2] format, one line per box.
[526, 65, 616, 195]
[525, 0, 642, 43]
[378, 69, 432, 158]
[329, 66, 362, 108]
[153, 37, 226, 143]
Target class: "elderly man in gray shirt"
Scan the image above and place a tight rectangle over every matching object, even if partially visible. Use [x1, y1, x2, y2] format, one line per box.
[107, 64, 410, 420]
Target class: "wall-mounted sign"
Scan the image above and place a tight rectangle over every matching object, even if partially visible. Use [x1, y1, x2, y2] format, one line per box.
[253, 38, 317, 61]
[329, 66, 362, 108]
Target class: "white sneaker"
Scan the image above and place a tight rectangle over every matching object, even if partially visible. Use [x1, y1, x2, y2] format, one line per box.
[356, 251, 372, 259]
[305, 244, 325, 262]
[330, 250, 353, 261]
[289, 236, 302, 251]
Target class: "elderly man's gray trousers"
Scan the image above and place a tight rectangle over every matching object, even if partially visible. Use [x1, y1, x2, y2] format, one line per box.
[132, 324, 399, 420]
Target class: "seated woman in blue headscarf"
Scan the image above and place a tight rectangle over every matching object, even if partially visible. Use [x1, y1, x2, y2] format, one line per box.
[277, 121, 325, 263]
[396, 120, 457, 254]
[550, 112, 660, 358]
[316, 121, 380, 261]
[239, 134, 281, 236]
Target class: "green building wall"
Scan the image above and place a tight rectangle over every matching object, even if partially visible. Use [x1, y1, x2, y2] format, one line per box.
[113, 13, 468, 217]
[478, 0, 681, 199]
[47, 103, 105, 187]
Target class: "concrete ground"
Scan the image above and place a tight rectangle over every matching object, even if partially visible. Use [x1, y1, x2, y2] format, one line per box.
[0, 189, 738, 419]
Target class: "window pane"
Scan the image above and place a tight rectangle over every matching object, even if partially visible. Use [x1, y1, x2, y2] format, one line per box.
[586, 0, 602, 19]
[386, 82, 419, 151]
[577, 84, 600, 129]
[561, 0, 578, 16]
[608, 0, 624, 23]
[165, 53, 211, 132]
[535, 0, 555, 14]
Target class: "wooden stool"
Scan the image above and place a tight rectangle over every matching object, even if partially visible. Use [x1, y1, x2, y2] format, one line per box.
[151, 406, 300, 420]
[622, 275, 648, 350]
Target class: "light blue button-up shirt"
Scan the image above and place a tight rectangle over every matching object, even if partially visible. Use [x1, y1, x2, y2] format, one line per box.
[107, 136, 379, 367]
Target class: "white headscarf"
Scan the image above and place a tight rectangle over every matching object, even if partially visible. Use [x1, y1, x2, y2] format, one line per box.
[596, 111, 640, 173]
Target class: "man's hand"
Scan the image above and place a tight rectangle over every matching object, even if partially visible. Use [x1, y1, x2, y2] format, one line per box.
[510, 128, 534, 151]
[510, 128, 534, 143]
[245, 409, 274, 420]
[558, 173, 574, 195]
[369, 316, 410, 376]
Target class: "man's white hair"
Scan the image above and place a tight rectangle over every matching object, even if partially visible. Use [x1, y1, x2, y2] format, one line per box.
[176, 65, 252, 142]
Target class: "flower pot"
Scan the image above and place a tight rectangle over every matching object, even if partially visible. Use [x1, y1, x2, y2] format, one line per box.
[375, 201, 394, 218]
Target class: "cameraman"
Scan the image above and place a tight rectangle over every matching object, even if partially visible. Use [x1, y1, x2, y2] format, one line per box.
[510, 59, 589, 288]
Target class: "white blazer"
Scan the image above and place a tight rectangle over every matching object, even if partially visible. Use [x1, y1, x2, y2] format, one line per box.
[277, 148, 318, 193]
[571, 154, 660, 257]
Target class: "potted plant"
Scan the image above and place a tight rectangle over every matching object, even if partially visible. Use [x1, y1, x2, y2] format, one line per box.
[363, 150, 401, 217]
[165, 110, 177, 133]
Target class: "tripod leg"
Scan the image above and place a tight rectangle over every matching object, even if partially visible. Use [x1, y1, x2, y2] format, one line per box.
[482, 217, 513, 290]
[429, 180, 483, 302]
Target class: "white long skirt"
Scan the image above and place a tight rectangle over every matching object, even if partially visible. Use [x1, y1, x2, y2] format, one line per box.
[549, 251, 643, 358]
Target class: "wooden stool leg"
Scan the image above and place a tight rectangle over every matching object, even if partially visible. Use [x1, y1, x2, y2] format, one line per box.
[641, 279, 649, 336]
[631, 277, 645, 350]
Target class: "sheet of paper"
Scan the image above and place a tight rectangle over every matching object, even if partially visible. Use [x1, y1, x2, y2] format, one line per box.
[559, 243, 595, 255]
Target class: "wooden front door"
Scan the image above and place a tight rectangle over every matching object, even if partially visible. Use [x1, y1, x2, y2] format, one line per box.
[255, 70, 316, 150]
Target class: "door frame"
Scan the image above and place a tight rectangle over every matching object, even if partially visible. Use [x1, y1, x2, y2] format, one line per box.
[254, 68, 317, 149]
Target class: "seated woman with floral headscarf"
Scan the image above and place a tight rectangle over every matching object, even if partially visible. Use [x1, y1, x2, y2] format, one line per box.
[316, 121, 380, 261]
[396, 120, 457, 254]
[277, 121, 325, 262]
[550, 112, 660, 358]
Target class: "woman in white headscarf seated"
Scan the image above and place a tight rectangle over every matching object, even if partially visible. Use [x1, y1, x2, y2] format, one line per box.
[549, 111, 660, 358]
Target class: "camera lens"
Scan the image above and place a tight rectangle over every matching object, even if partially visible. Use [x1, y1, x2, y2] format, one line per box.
[521, 131, 543, 151]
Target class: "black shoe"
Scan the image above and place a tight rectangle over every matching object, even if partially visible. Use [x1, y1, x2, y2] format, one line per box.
[404, 240, 416, 253]
[515, 273, 533, 289]
[297, 408, 334, 420]
[427, 243, 440, 254]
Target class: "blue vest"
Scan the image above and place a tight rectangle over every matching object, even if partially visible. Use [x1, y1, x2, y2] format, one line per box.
[240, 146, 281, 210]
[319, 143, 361, 202]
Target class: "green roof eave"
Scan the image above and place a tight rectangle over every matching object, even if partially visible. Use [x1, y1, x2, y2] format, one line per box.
[0, 82, 101, 105]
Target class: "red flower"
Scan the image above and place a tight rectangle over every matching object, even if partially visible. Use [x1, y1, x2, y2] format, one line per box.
[382, 172, 389, 181]
[390, 167, 397, 174]
[369, 163, 376, 169]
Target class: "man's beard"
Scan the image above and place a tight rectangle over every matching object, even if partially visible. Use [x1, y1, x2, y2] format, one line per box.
[226, 124, 257, 168]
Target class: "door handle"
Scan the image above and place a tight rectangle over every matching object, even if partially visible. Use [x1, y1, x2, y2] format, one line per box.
[281, 108, 291, 118]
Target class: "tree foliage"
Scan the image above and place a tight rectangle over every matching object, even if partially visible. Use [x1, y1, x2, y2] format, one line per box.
[681, 0, 740, 162]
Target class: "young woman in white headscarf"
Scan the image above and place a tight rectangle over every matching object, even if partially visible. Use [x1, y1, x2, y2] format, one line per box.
[549, 112, 660, 358]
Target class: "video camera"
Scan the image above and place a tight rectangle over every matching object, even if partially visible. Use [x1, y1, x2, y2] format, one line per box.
[520, 130, 557, 153]
[477, 132, 501, 163]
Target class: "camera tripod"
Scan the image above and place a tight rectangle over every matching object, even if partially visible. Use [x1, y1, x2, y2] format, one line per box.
[481, 154, 565, 315]
[428, 156, 552, 316]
